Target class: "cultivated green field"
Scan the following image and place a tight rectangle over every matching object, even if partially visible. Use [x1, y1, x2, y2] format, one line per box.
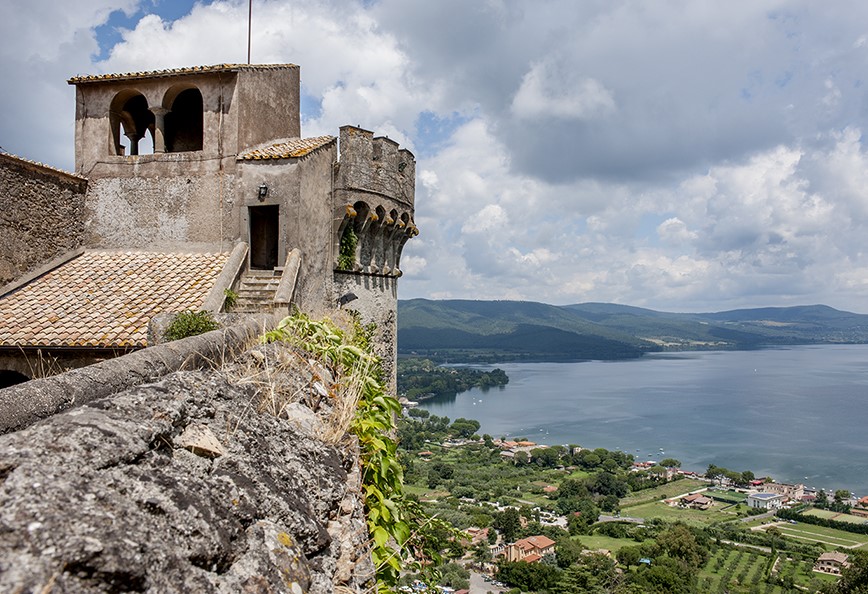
[804, 508, 868, 525]
[758, 521, 868, 550]
[619, 478, 708, 508]
[578, 534, 642, 553]
[708, 488, 749, 504]
[625, 500, 737, 526]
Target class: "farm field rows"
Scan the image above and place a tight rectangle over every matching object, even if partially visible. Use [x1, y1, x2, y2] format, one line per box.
[804, 508, 868, 525]
[758, 522, 868, 550]
[619, 478, 708, 507]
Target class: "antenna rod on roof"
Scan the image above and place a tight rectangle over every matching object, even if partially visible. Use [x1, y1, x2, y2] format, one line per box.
[247, 0, 252, 64]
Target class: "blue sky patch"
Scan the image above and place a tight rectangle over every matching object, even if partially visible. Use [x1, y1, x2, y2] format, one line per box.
[414, 111, 472, 157]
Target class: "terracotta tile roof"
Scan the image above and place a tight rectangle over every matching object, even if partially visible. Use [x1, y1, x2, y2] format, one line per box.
[517, 535, 556, 550]
[818, 552, 850, 564]
[68, 63, 297, 85]
[0, 151, 86, 181]
[0, 250, 230, 349]
[237, 136, 336, 160]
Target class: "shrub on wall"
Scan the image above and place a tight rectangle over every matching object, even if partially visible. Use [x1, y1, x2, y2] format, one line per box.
[164, 311, 219, 341]
[264, 312, 458, 591]
[337, 226, 357, 270]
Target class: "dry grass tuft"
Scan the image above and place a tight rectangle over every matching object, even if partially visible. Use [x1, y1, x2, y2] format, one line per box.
[321, 355, 373, 444]
[19, 347, 69, 380]
[224, 340, 365, 444]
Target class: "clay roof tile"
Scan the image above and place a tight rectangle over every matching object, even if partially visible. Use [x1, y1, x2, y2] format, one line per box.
[68, 63, 298, 85]
[0, 250, 230, 349]
[237, 136, 335, 161]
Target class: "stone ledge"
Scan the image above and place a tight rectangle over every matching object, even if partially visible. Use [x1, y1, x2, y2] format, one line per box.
[0, 314, 279, 434]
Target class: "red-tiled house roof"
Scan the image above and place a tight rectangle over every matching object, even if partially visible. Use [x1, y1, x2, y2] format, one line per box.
[0, 251, 230, 349]
[237, 136, 336, 160]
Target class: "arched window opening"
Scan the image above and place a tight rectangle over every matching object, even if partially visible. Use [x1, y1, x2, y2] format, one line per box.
[371, 205, 387, 274]
[0, 370, 29, 389]
[109, 91, 154, 156]
[165, 87, 203, 152]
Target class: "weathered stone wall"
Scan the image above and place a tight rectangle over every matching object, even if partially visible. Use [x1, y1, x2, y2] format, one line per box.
[295, 147, 339, 315]
[0, 154, 87, 286]
[335, 126, 415, 209]
[0, 367, 373, 593]
[0, 321, 374, 592]
[333, 271, 398, 394]
[84, 169, 237, 250]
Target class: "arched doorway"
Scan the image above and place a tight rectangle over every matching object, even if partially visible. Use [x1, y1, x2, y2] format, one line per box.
[165, 86, 203, 152]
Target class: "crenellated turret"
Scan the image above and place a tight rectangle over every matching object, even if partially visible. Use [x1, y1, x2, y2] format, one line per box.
[333, 125, 417, 277]
[335, 126, 415, 208]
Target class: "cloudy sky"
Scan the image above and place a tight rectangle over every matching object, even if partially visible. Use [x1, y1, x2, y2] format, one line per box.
[4, 0, 868, 312]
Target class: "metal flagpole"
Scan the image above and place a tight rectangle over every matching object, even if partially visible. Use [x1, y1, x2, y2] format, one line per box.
[247, 0, 252, 64]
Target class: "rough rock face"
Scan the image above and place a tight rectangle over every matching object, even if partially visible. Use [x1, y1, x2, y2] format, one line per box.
[0, 364, 374, 593]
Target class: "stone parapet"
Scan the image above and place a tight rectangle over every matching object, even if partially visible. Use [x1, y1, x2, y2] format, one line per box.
[0, 314, 278, 434]
[336, 126, 415, 208]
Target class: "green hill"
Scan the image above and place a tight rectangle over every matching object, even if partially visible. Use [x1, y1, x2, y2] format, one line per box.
[397, 300, 868, 362]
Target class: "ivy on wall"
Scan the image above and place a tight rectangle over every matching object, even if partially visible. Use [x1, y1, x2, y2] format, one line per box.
[337, 226, 357, 271]
[263, 312, 457, 591]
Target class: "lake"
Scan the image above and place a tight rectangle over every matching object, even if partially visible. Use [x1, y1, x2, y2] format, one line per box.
[419, 344, 868, 496]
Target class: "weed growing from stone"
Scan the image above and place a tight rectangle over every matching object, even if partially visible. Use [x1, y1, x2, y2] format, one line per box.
[263, 312, 458, 591]
[337, 226, 357, 271]
[222, 288, 239, 310]
[164, 311, 219, 341]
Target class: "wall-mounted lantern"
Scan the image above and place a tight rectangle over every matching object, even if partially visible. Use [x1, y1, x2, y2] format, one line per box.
[258, 183, 268, 201]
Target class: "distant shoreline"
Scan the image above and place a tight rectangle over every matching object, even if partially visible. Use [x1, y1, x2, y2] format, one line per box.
[416, 346, 868, 497]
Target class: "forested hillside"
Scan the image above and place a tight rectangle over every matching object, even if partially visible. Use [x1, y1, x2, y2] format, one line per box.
[398, 299, 868, 362]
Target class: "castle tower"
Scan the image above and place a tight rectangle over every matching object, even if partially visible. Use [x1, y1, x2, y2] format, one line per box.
[68, 64, 301, 253]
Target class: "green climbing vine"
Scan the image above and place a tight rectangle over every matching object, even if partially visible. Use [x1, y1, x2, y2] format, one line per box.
[263, 312, 456, 591]
[337, 225, 358, 271]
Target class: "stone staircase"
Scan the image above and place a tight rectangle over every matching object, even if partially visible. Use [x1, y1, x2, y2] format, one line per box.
[231, 268, 283, 312]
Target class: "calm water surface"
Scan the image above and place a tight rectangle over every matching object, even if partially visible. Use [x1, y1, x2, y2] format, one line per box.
[420, 345, 868, 495]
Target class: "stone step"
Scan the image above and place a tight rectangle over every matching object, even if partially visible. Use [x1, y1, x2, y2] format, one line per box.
[237, 284, 277, 295]
[234, 298, 276, 308]
[245, 269, 282, 278]
[239, 276, 281, 285]
[227, 269, 285, 313]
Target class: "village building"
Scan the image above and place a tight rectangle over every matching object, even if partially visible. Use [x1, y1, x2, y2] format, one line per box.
[761, 482, 805, 502]
[680, 493, 713, 510]
[0, 64, 417, 389]
[504, 535, 556, 563]
[814, 551, 850, 575]
[489, 542, 505, 559]
[747, 492, 786, 510]
[462, 527, 491, 547]
[852, 495, 868, 518]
